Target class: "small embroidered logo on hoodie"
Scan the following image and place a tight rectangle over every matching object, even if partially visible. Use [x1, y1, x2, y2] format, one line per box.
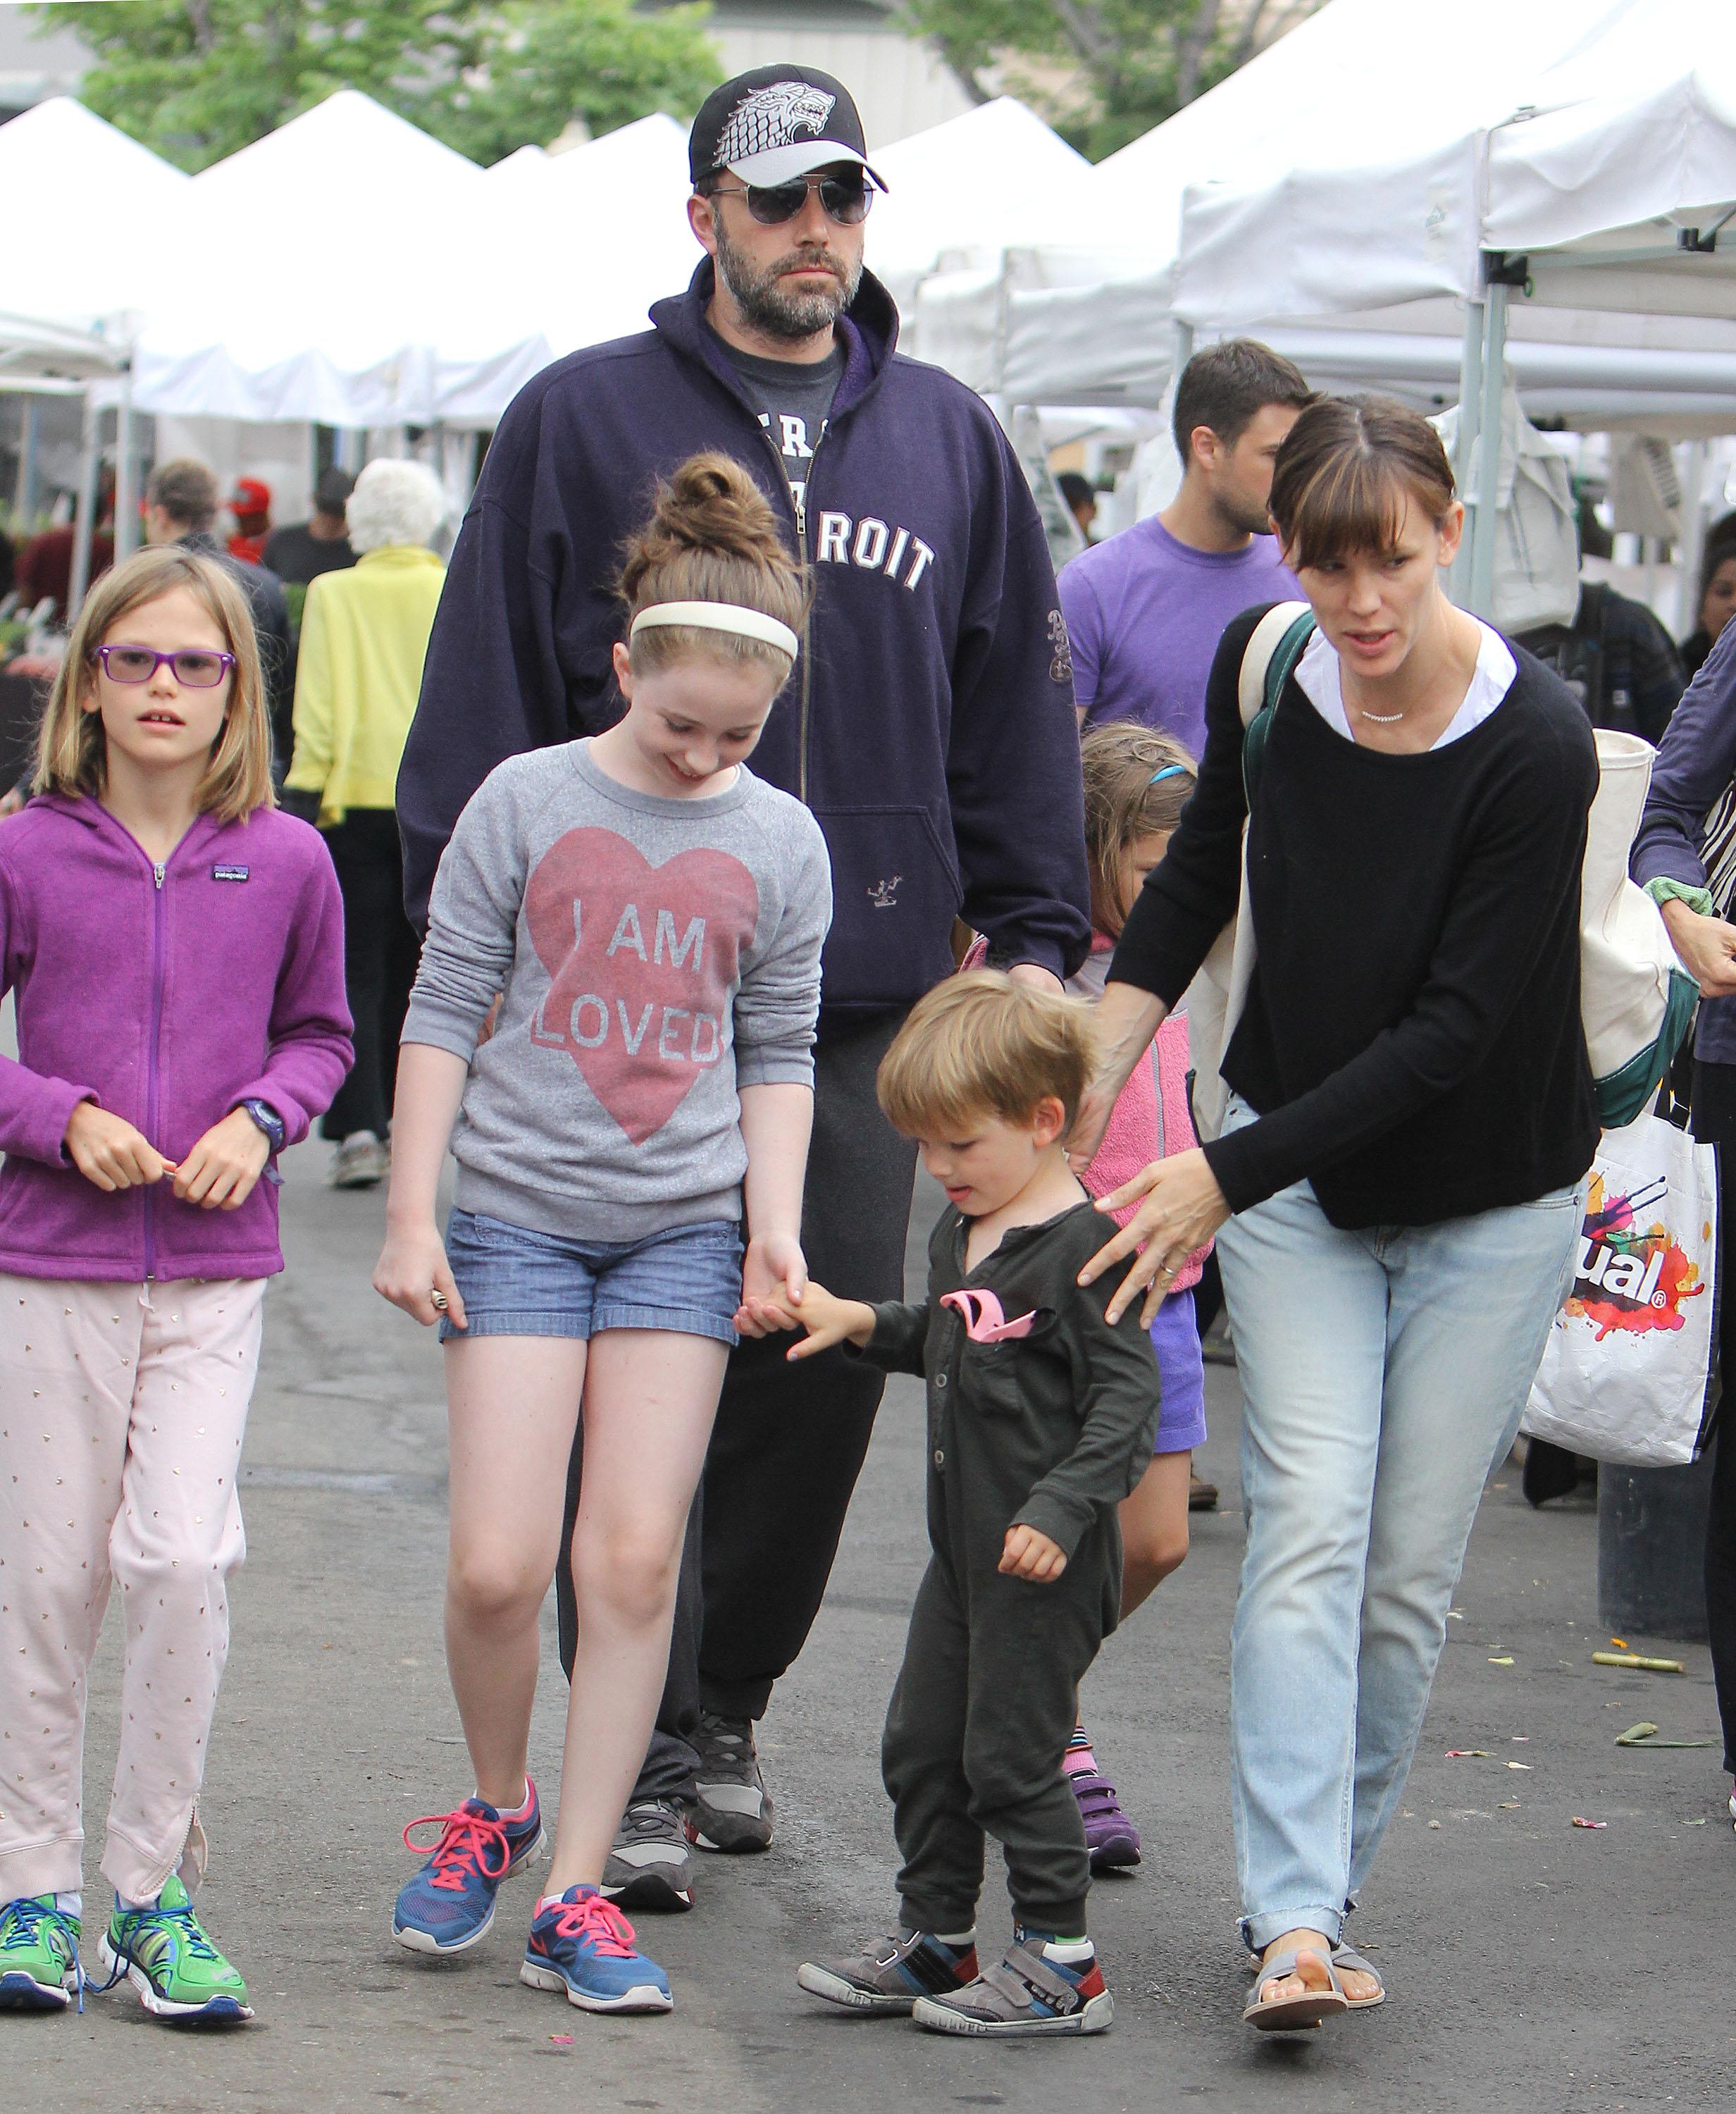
[212, 865, 249, 882]
[867, 875, 902, 909]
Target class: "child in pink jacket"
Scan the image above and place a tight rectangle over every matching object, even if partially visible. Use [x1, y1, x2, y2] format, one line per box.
[0, 548, 350, 2023]
[1064, 725, 1208, 1872]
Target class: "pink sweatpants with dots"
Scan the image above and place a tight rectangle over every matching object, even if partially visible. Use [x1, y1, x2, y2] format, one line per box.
[0, 1273, 264, 1904]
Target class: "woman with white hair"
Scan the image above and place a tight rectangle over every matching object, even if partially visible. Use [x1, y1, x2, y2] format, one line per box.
[286, 458, 448, 1187]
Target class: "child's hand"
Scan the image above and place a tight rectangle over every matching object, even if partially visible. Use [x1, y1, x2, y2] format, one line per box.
[373, 1223, 467, 1330]
[173, 1108, 271, 1210]
[1000, 1523, 1068, 1583]
[743, 1278, 875, 1360]
[735, 1232, 808, 1338]
[64, 1100, 173, 1192]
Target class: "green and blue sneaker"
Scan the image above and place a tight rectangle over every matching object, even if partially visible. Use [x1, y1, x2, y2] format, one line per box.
[99, 1876, 252, 2022]
[0, 1896, 83, 2011]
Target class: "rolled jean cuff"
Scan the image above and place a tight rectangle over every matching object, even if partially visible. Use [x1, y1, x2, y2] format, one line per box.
[1241, 1903, 1346, 1955]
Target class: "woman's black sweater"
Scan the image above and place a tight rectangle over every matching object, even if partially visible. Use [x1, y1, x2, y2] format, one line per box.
[1110, 605, 1600, 1229]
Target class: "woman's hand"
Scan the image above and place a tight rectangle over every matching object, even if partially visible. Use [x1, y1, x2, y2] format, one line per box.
[1000, 1523, 1068, 1583]
[1075, 1146, 1232, 1325]
[735, 1232, 809, 1337]
[173, 1108, 271, 1210]
[373, 1222, 467, 1330]
[1660, 899, 1736, 1000]
[1065, 1075, 1119, 1175]
[64, 1101, 173, 1192]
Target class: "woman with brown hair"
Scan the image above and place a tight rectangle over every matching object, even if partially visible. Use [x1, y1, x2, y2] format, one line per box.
[1071, 397, 1599, 2032]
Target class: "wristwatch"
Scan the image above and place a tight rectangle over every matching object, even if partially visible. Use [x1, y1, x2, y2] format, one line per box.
[239, 1098, 287, 1152]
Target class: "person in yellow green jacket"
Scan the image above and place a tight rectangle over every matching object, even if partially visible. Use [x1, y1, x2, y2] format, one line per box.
[285, 459, 447, 1189]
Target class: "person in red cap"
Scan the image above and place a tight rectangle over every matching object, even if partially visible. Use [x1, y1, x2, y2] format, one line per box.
[227, 476, 272, 566]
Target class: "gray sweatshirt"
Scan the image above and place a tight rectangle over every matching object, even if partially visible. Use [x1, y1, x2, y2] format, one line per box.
[404, 740, 832, 1240]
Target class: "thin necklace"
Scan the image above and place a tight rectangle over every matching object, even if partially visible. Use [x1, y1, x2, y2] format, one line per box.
[1356, 705, 1406, 723]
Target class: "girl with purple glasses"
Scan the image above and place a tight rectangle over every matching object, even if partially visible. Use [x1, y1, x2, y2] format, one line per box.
[0, 545, 350, 2023]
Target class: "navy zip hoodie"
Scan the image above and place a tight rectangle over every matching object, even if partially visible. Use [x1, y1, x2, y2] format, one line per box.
[398, 260, 1090, 1015]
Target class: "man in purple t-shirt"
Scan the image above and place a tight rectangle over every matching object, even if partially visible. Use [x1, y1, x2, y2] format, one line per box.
[1062, 340, 1313, 759]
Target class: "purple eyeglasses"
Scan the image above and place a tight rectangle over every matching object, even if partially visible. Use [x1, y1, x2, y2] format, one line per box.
[93, 644, 237, 688]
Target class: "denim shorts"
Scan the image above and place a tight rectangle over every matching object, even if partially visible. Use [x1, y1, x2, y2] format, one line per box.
[440, 1210, 743, 1346]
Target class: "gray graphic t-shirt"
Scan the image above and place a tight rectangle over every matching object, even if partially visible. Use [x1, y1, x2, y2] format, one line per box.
[721, 338, 845, 533]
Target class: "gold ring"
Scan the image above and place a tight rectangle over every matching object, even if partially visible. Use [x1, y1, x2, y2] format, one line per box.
[430, 1289, 450, 1313]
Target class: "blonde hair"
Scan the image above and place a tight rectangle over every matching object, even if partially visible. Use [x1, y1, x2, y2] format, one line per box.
[877, 970, 1098, 1137]
[33, 545, 275, 824]
[618, 452, 808, 683]
[1080, 722, 1196, 937]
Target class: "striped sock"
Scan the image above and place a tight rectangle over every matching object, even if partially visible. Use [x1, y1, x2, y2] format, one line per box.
[1062, 1722, 1096, 1776]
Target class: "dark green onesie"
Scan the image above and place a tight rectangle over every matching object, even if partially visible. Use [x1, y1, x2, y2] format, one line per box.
[862, 1197, 1160, 1939]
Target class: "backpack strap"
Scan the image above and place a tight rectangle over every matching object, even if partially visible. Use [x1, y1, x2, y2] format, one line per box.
[1236, 600, 1315, 806]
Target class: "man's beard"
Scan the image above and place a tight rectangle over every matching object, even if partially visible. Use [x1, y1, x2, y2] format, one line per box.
[714, 221, 861, 340]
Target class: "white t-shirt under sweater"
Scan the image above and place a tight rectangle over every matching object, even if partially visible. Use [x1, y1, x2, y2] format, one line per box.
[1296, 617, 1517, 750]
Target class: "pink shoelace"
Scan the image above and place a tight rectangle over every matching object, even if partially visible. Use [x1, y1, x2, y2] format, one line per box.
[542, 1891, 639, 1958]
[402, 1805, 514, 1892]
[941, 1287, 1038, 1342]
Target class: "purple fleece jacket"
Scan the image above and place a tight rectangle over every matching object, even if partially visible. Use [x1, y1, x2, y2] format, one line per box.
[0, 794, 352, 1280]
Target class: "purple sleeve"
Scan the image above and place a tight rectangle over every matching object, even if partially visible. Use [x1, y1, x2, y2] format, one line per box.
[0, 858, 95, 1166]
[1631, 617, 1736, 894]
[227, 838, 354, 1144]
[1058, 556, 1103, 715]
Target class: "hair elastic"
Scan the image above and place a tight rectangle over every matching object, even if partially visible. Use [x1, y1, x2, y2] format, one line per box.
[1149, 764, 1190, 784]
[630, 601, 799, 659]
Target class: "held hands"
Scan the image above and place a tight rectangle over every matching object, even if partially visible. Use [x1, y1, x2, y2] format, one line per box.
[1000, 1522, 1067, 1583]
[1076, 1145, 1232, 1327]
[1661, 899, 1736, 1000]
[733, 1233, 810, 1340]
[373, 1223, 467, 1330]
[739, 1275, 876, 1361]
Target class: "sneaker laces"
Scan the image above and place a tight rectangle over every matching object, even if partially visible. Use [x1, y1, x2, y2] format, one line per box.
[544, 1891, 639, 1958]
[1, 1898, 87, 2013]
[97, 1896, 223, 1996]
[695, 1712, 757, 1782]
[402, 1805, 514, 1892]
[616, 1798, 684, 1843]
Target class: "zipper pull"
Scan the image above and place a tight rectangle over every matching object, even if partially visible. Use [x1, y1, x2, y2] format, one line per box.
[153, 862, 166, 889]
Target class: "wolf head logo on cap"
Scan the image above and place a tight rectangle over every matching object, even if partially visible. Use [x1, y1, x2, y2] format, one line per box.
[716, 82, 837, 168]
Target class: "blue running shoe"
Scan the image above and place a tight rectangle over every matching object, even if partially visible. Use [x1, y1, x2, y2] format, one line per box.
[392, 1783, 544, 1955]
[521, 1885, 672, 2013]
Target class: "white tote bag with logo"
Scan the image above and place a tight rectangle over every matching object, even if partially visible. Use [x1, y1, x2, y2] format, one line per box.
[1520, 1113, 1720, 1468]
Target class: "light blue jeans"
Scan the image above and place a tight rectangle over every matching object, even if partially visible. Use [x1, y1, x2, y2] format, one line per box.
[1214, 1098, 1583, 1951]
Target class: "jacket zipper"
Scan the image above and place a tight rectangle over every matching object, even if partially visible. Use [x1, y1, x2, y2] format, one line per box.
[142, 858, 166, 1280]
[753, 419, 825, 807]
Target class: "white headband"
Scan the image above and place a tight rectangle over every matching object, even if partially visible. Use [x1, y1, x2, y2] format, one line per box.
[629, 601, 799, 660]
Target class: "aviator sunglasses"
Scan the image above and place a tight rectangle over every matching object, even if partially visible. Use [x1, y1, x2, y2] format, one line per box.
[93, 644, 237, 687]
[708, 171, 874, 227]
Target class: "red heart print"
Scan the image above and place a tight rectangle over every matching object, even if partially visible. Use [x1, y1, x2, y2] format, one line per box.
[523, 827, 760, 1144]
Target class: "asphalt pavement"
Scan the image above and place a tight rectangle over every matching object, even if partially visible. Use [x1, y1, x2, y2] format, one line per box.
[10, 1142, 1732, 2113]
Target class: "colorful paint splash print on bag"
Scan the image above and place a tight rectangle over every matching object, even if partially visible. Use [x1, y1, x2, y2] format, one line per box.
[1565, 1170, 1708, 1342]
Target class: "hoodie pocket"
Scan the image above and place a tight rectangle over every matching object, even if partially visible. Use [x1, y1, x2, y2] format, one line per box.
[810, 805, 963, 1008]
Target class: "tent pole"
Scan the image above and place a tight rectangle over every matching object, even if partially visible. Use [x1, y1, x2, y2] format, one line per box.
[1468, 278, 1509, 619]
[1449, 297, 1484, 607]
[1676, 440, 1709, 638]
[68, 390, 101, 621]
[1173, 319, 1195, 375]
[13, 396, 37, 528]
[113, 366, 139, 564]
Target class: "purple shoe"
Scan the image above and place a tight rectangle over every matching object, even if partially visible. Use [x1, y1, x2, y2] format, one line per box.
[1069, 1767, 1142, 1872]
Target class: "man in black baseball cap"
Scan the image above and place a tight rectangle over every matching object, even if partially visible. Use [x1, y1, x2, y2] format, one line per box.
[397, 60, 1090, 1983]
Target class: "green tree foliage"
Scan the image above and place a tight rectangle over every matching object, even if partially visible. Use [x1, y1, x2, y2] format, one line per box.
[900, 0, 1325, 159]
[28, 0, 721, 172]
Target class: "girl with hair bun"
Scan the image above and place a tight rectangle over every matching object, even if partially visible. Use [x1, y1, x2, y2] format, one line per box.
[376, 452, 831, 2019]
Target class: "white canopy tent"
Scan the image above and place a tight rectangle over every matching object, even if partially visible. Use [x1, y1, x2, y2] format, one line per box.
[1172, 0, 1736, 610]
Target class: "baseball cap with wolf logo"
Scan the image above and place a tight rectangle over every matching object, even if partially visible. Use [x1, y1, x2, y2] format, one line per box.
[689, 64, 887, 192]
